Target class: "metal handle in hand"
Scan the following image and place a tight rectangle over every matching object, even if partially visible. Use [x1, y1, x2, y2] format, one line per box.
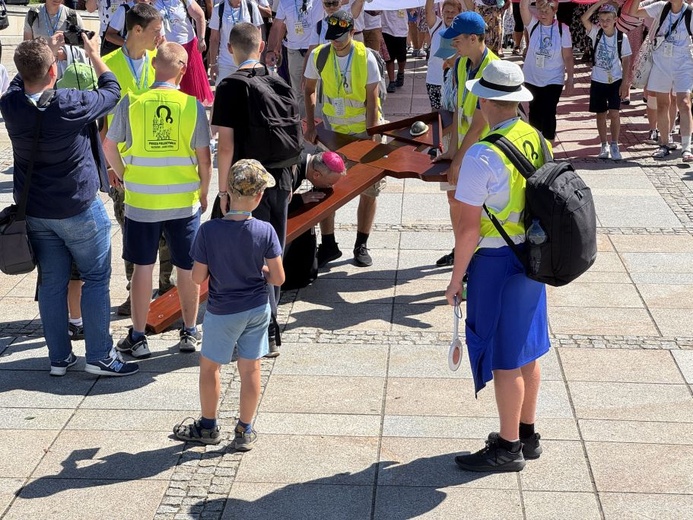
[448, 295, 463, 371]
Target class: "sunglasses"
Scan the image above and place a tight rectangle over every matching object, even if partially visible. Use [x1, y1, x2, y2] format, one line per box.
[327, 17, 351, 28]
[323, 1, 340, 6]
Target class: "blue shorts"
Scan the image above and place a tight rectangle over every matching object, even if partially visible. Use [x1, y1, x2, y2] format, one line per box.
[465, 246, 550, 395]
[200, 303, 271, 364]
[123, 211, 200, 269]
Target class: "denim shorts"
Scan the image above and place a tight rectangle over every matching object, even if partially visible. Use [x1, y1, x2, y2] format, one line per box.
[200, 303, 271, 364]
[123, 211, 200, 269]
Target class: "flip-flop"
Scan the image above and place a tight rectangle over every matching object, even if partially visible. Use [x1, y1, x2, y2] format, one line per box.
[448, 296, 463, 372]
[683, 150, 693, 162]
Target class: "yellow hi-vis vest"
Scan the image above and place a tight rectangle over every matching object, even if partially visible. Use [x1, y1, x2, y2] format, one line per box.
[478, 119, 551, 249]
[103, 48, 156, 126]
[122, 88, 201, 223]
[316, 41, 378, 135]
[457, 49, 499, 147]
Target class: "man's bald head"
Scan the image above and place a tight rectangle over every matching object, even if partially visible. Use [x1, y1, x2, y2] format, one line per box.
[152, 42, 188, 82]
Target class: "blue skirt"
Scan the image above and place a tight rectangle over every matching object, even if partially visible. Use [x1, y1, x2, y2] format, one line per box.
[465, 246, 550, 395]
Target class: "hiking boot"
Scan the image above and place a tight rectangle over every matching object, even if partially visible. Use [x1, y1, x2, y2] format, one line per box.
[396, 71, 405, 87]
[233, 425, 258, 451]
[117, 296, 131, 316]
[50, 351, 78, 377]
[455, 433, 526, 473]
[521, 432, 543, 460]
[116, 330, 151, 358]
[353, 244, 373, 267]
[387, 81, 397, 94]
[436, 250, 454, 267]
[610, 142, 622, 161]
[598, 143, 610, 159]
[173, 417, 221, 445]
[85, 350, 139, 377]
[178, 328, 201, 352]
[317, 242, 342, 268]
[68, 322, 84, 341]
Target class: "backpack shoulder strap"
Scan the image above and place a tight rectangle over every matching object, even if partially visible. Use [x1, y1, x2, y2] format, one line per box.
[558, 21, 563, 38]
[316, 19, 322, 37]
[452, 56, 461, 88]
[657, 1, 672, 36]
[27, 8, 38, 27]
[218, 1, 225, 31]
[685, 5, 693, 37]
[617, 29, 623, 59]
[592, 28, 603, 66]
[433, 20, 443, 35]
[481, 133, 537, 180]
[316, 44, 331, 74]
[246, 0, 255, 25]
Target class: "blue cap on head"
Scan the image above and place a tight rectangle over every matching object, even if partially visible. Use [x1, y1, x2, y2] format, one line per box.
[441, 11, 487, 39]
[433, 36, 456, 60]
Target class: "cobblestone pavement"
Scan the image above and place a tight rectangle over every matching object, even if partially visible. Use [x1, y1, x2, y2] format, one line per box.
[1, 35, 693, 520]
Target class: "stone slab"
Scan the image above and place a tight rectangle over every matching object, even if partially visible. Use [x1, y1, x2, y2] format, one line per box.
[399, 231, 454, 250]
[580, 171, 655, 189]
[260, 375, 384, 415]
[316, 249, 399, 280]
[402, 193, 453, 225]
[621, 252, 693, 273]
[559, 348, 684, 383]
[586, 251, 627, 272]
[287, 301, 393, 332]
[568, 381, 693, 422]
[579, 419, 693, 445]
[546, 283, 644, 308]
[387, 342, 473, 379]
[131, 340, 201, 373]
[650, 308, 693, 337]
[591, 194, 681, 228]
[0, 478, 23, 517]
[0, 430, 59, 478]
[599, 492, 693, 520]
[5, 479, 167, 520]
[392, 303, 449, 332]
[0, 336, 82, 371]
[0, 297, 40, 323]
[0, 371, 95, 409]
[638, 283, 693, 309]
[519, 441, 593, 492]
[610, 234, 693, 253]
[672, 350, 693, 383]
[295, 278, 396, 305]
[252, 412, 381, 437]
[586, 441, 693, 494]
[522, 491, 601, 520]
[548, 307, 658, 336]
[396, 250, 457, 281]
[572, 270, 633, 284]
[0, 408, 73, 430]
[630, 272, 693, 285]
[234, 434, 378, 485]
[223, 483, 373, 520]
[373, 487, 523, 520]
[65, 409, 198, 431]
[394, 279, 448, 306]
[271, 342, 388, 377]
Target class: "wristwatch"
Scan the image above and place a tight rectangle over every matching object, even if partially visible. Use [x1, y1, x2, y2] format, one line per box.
[217, 191, 228, 198]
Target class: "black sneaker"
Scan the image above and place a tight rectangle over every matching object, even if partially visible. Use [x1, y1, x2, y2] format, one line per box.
[435, 250, 454, 267]
[85, 350, 139, 377]
[117, 296, 131, 316]
[396, 71, 405, 87]
[387, 81, 397, 94]
[68, 322, 84, 341]
[50, 352, 78, 377]
[116, 330, 151, 358]
[353, 244, 373, 267]
[455, 433, 526, 473]
[233, 425, 258, 451]
[521, 432, 543, 460]
[178, 328, 201, 352]
[173, 417, 221, 445]
[317, 242, 342, 268]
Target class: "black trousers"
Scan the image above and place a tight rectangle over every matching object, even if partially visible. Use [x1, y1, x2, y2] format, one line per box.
[524, 83, 564, 140]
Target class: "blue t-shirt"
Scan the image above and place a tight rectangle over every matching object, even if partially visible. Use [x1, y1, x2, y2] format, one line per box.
[191, 218, 282, 315]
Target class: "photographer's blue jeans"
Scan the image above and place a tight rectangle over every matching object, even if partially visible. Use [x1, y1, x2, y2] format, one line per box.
[26, 198, 113, 364]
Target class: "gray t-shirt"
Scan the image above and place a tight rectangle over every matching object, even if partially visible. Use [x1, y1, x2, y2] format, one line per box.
[107, 89, 211, 149]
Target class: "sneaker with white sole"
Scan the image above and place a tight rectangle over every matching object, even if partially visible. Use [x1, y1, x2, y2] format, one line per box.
[598, 143, 610, 159]
[116, 330, 151, 358]
[645, 129, 660, 144]
[68, 323, 84, 341]
[50, 352, 78, 376]
[85, 350, 139, 376]
[610, 142, 622, 161]
[178, 328, 201, 352]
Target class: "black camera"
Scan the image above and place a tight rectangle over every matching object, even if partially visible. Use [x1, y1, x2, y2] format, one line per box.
[64, 24, 95, 47]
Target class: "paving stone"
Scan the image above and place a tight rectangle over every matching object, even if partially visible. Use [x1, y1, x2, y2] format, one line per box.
[546, 283, 644, 308]
[0, 429, 59, 478]
[586, 442, 693, 494]
[0, 478, 25, 516]
[672, 350, 693, 383]
[610, 234, 693, 252]
[5, 479, 167, 519]
[315, 249, 399, 281]
[579, 419, 693, 445]
[387, 342, 473, 379]
[234, 435, 378, 485]
[522, 491, 601, 520]
[222, 483, 372, 520]
[569, 381, 693, 421]
[260, 375, 384, 415]
[599, 492, 693, 520]
[287, 301, 393, 331]
[519, 441, 593, 492]
[650, 308, 693, 336]
[396, 250, 457, 281]
[270, 342, 388, 377]
[638, 283, 693, 309]
[253, 412, 380, 437]
[559, 348, 684, 383]
[66, 409, 199, 431]
[392, 303, 450, 332]
[294, 277, 395, 305]
[373, 487, 523, 520]
[621, 252, 693, 273]
[0, 407, 73, 430]
[549, 307, 659, 336]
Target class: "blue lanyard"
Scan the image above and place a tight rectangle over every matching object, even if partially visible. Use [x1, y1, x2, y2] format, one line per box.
[152, 81, 178, 89]
[229, 0, 240, 23]
[333, 45, 354, 95]
[44, 6, 62, 36]
[667, 10, 685, 38]
[123, 47, 150, 91]
[294, 0, 306, 21]
[237, 59, 259, 68]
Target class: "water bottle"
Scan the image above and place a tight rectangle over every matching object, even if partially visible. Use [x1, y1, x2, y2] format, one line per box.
[527, 218, 547, 275]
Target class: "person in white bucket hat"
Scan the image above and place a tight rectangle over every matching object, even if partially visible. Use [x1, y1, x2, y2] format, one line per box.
[444, 59, 552, 474]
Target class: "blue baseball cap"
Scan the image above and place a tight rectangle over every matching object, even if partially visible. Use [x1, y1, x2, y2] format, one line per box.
[433, 36, 456, 60]
[441, 12, 487, 39]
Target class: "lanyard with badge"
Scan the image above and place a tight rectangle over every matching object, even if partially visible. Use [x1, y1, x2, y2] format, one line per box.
[294, 0, 308, 35]
[331, 45, 354, 117]
[44, 5, 63, 36]
[460, 50, 486, 125]
[123, 46, 150, 91]
[663, 9, 686, 58]
[600, 35, 616, 83]
[536, 22, 554, 68]
[229, 0, 241, 24]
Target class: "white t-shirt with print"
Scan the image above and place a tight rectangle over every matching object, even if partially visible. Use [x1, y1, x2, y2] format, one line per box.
[153, 0, 195, 44]
[381, 9, 409, 37]
[210, 0, 263, 70]
[98, 0, 127, 35]
[275, 0, 324, 49]
[645, 1, 693, 57]
[427, 16, 448, 86]
[588, 25, 632, 84]
[523, 17, 572, 87]
[107, 0, 134, 34]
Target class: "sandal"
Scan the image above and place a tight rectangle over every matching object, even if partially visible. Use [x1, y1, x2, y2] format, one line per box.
[512, 47, 522, 56]
[173, 417, 222, 445]
[683, 150, 693, 162]
[652, 145, 671, 159]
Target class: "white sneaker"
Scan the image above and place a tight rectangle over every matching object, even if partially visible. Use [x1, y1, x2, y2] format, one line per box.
[645, 129, 659, 144]
[610, 143, 622, 161]
[598, 143, 610, 159]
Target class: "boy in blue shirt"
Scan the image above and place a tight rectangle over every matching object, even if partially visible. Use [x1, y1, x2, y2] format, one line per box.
[173, 159, 285, 449]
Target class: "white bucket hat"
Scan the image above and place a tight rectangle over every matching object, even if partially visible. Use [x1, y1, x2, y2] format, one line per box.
[465, 60, 533, 103]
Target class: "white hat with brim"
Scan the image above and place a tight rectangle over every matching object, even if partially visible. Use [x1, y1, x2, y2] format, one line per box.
[465, 60, 533, 103]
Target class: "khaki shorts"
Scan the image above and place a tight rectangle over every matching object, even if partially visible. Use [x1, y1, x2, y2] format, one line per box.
[362, 178, 386, 197]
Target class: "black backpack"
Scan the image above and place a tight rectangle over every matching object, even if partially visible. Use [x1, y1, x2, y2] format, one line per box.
[228, 65, 303, 169]
[281, 227, 318, 290]
[592, 28, 623, 66]
[481, 132, 597, 287]
[101, 3, 131, 56]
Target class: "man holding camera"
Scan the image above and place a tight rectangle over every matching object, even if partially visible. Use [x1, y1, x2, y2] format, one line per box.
[0, 33, 139, 377]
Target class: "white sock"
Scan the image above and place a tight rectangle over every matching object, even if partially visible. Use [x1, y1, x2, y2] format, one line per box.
[69, 317, 83, 327]
[682, 135, 691, 151]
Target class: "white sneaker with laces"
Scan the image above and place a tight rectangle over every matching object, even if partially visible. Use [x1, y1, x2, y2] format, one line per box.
[598, 143, 610, 159]
[610, 143, 622, 161]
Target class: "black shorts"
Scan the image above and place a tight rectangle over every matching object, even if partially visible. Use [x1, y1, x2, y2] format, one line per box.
[382, 33, 407, 63]
[512, 3, 524, 33]
[589, 79, 622, 113]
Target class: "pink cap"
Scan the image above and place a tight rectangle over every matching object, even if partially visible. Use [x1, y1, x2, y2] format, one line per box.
[322, 151, 346, 174]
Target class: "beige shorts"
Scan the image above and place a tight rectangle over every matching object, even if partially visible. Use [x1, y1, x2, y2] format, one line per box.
[362, 178, 386, 197]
